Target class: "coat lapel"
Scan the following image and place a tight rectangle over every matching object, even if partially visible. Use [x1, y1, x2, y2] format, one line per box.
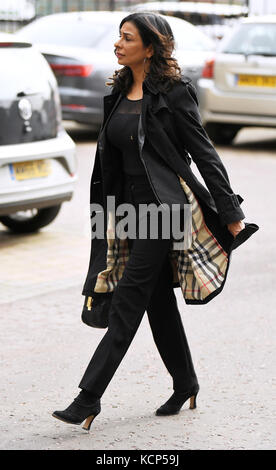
[150, 93, 173, 115]
[100, 80, 171, 141]
[100, 92, 123, 138]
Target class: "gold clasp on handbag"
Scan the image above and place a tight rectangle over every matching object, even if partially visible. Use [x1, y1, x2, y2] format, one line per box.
[86, 296, 93, 310]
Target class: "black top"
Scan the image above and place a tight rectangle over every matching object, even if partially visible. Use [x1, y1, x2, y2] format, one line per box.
[106, 96, 146, 176]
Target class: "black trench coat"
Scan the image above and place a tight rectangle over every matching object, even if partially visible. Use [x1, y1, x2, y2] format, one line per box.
[82, 76, 259, 305]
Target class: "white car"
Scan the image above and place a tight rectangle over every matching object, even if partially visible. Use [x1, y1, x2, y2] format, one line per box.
[0, 33, 77, 233]
[198, 15, 276, 144]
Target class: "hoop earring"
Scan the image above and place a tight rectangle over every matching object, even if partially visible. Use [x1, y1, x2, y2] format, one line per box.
[143, 57, 150, 75]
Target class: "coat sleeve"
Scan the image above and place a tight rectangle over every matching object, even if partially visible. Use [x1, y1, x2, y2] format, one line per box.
[171, 80, 245, 226]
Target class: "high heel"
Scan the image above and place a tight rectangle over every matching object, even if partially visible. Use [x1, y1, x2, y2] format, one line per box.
[52, 392, 101, 431]
[189, 393, 197, 410]
[155, 384, 199, 416]
[82, 414, 98, 431]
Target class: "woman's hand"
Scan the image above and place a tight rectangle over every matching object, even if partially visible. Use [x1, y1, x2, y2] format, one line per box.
[227, 220, 245, 238]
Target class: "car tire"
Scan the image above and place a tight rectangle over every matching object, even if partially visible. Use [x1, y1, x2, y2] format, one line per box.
[0, 205, 61, 233]
[205, 123, 240, 145]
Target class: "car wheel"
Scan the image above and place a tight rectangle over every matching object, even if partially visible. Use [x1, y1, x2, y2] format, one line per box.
[205, 123, 240, 145]
[0, 205, 61, 233]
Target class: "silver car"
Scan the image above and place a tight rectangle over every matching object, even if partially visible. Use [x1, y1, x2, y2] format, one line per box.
[16, 10, 215, 129]
[0, 33, 76, 233]
[198, 15, 276, 144]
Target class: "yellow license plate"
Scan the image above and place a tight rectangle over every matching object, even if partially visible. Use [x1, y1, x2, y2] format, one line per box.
[10, 160, 51, 181]
[237, 74, 276, 87]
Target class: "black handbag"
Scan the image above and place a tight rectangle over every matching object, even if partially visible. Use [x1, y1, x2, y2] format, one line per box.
[81, 293, 113, 329]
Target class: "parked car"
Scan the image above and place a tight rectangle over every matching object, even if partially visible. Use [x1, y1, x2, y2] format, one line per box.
[16, 10, 215, 128]
[198, 15, 276, 144]
[0, 33, 76, 233]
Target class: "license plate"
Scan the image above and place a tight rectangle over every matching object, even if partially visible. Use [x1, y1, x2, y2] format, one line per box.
[237, 74, 276, 87]
[9, 160, 51, 181]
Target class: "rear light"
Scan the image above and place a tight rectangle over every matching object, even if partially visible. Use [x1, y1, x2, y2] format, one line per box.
[62, 104, 86, 109]
[50, 64, 93, 77]
[202, 58, 215, 79]
[0, 42, 31, 48]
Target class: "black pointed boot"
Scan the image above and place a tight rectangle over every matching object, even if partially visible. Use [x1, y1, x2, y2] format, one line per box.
[52, 390, 101, 431]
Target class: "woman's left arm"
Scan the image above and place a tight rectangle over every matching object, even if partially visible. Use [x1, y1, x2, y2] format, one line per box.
[171, 80, 245, 232]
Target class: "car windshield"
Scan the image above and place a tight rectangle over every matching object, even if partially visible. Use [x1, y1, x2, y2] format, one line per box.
[17, 15, 215, 52]
[16, 16, 112, 48]
[220, 23, 276, 56]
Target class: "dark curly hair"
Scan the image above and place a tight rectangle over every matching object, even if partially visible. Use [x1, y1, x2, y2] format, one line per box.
[106, 12, 182, 94]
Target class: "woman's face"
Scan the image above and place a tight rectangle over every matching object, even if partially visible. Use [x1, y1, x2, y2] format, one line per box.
[114, 21, 152, 68]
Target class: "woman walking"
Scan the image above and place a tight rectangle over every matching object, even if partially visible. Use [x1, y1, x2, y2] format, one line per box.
[52, 12, 258, 431]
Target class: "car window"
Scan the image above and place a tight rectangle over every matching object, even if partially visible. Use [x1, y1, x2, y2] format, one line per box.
[17, 16, 112, 48]
[170, 22, 215, 51]
[220, 23, 276, 56]
[93, 25, 121, 52]
[0, 48, 53, 99]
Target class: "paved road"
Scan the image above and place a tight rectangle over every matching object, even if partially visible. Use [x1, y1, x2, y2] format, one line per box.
[0, 125, 275, 450]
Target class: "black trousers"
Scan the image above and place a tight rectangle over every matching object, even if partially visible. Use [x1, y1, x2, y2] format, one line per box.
[79, 173, 198, 398]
